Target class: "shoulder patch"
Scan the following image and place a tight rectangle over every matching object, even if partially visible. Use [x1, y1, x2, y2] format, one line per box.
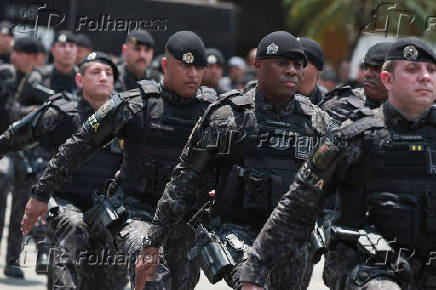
[137, 79, 160, 96]
[87, 96, 121, 133]
[119, 88, 141, 100]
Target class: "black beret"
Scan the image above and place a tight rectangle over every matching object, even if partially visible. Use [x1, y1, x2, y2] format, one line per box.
[79, 51, 119, 82]
[126, 30, 154, 49]
[13, 37, 40, 54]
[256, 31, 307, 66]
[166, 31, 207, 67]
[363, 42, 392, 66]
[298, 37, 324, 70]
[75, 33, 93, 49]
[385, 37, 436, 64]
[53, 30, 77, 44]
[205, 48, 225, 66]
[0, 20, 14, 36]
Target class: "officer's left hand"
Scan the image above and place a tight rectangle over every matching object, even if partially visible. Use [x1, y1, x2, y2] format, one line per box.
[135, 246, 160, 289]
[241, 282, 264, 290]
[21, 197, 48, 235]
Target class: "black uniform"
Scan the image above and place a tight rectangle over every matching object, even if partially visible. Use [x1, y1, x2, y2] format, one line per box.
[144, 86, 335, 289]
[240, 37, 436, 290]
[31, 80, 213, 289]
[0, 92, 127, 289]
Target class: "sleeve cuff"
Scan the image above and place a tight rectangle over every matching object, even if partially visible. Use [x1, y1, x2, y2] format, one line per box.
[30, 187, 50, 203]
[239, 258, 269, 287]
[146, 224, 169, 248]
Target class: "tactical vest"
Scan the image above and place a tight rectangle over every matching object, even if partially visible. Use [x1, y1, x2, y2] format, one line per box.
[337, 108, 436, 255]
[119, 81, 210, 204]
[40, 95, 123, 211]
[214, 91, 318, 228]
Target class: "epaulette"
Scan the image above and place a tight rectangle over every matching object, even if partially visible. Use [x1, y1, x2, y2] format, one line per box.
[199, 89, 246, 127]
[340, 108, 384, 139]
[137, 79, 160, 97]
[118, 88, 142, 100]
[197, 86, 217, 103]
[295, 94, 315, 116]
[322, 84, 352, 100]
[47, 93, 77, 115]
[230, 88, 254, 107]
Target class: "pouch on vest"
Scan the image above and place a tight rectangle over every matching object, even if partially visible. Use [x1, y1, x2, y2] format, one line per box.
[365, 192, 420, 247]
[243, 169, 270, 211]
[217, 164, 244, 206]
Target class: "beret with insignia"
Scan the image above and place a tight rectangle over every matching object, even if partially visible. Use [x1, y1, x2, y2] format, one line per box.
[54, 30, 77, 44]
[206, 48, 225, 66]
[0, 20, 14, 36]
[385, 37, 436, 64]
[126, 30, 154, 49]
[256, 31, 307, 66]
[298, 37, 324, 70]
[166, 31, 207, 67]
[363, 42, 392, 66]
[79, 51, 119, 82]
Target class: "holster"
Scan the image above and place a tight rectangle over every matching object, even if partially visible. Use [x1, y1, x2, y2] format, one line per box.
[83, 179, 127, 230]
[188, 224, 234, 284]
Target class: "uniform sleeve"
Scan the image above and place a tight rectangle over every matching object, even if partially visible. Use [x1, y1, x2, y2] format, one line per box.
[320, 91, 365, 123]
[239, 134, 362, 286]
[31, 97, 134, 202]
[147, 107, 244, 246]
[0, 105, 62, 155]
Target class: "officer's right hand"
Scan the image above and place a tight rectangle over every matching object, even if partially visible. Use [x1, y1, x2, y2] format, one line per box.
[241, 282, 264, 290]
[135, 246, 160, 290]
[21, 197, 48, 235]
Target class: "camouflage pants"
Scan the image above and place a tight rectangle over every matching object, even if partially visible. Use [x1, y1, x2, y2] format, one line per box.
[47, 197, 128, 290]
[117, 196, 200, 290]
[217, 223, 311, 290]
[0, 155, 33, 265]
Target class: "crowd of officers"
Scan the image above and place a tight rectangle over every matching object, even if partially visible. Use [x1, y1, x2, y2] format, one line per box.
[0, 17, 435, 290]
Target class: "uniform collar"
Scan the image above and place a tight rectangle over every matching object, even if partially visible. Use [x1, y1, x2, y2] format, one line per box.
[255, 87, 296, 114]
[160, 84, 198, 105]
[383, 101, 431, 130]
[77, 92, 95, 120]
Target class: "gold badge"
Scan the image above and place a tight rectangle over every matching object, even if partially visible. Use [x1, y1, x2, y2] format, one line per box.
[183, 52, 194, 64]
[403, 45, 418, 60]
[207, 55, 217, 64]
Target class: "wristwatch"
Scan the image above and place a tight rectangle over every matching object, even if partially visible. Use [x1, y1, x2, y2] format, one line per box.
[142, 235, 161, 248]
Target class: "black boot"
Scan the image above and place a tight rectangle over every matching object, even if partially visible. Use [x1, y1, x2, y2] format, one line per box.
[4, 261, 24, 279]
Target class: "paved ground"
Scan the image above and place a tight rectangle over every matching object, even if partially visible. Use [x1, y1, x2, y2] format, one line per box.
[0, 192, 328, 289]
